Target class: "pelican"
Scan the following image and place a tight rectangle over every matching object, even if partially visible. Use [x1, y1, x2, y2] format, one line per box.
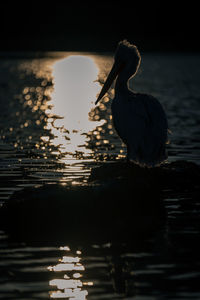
[95, 40, 168, 167]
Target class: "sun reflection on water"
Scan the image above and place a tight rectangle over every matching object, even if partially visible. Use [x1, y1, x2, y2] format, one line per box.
[47, 55, 105, 157]
[12, 53, 124, 185]
[48, 246, 92, 299]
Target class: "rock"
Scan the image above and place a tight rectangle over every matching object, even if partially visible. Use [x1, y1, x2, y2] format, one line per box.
[1, 160, 199, 244]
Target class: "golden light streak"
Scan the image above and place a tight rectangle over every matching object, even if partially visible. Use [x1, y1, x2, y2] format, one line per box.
[48, 247, 93, 300]
[47, 55, 105, 156]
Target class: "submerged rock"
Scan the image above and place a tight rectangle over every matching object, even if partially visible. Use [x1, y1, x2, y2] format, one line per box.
[89, 160, 200, 190]
[0, 160, 199, 244]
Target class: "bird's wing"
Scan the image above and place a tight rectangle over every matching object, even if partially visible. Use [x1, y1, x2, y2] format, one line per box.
[130, 94, 168, 128]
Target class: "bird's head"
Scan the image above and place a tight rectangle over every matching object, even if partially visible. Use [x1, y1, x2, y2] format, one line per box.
[95, 40, 141, 105]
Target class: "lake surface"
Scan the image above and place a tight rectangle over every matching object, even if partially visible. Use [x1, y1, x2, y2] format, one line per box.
[0, 52, 200, 299]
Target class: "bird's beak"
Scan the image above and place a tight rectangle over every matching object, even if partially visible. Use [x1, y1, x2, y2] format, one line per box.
[95, 61, 124, 105]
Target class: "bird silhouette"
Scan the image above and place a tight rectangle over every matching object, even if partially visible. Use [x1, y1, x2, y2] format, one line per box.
[95, 40, 168, 167]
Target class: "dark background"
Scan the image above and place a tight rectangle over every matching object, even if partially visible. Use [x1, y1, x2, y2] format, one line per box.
[1, 1, 199, 52]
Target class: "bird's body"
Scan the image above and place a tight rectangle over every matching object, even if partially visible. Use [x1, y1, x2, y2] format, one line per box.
[112, 91, 168, 167]
[96, 40, 168, 167]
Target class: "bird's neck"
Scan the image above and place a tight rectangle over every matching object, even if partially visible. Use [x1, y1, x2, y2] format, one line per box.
[115, 72, 131, 95]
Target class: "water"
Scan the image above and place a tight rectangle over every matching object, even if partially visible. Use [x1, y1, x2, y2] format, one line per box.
[0, 52, 200, 299]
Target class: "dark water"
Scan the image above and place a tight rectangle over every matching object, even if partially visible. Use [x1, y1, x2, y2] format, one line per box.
[0, 52, 200, 299]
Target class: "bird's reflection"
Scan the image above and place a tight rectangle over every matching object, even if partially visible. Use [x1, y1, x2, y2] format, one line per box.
[47, 55, 105, 157]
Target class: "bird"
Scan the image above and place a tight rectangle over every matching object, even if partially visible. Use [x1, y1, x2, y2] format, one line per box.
[95, 40, 168, 167]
